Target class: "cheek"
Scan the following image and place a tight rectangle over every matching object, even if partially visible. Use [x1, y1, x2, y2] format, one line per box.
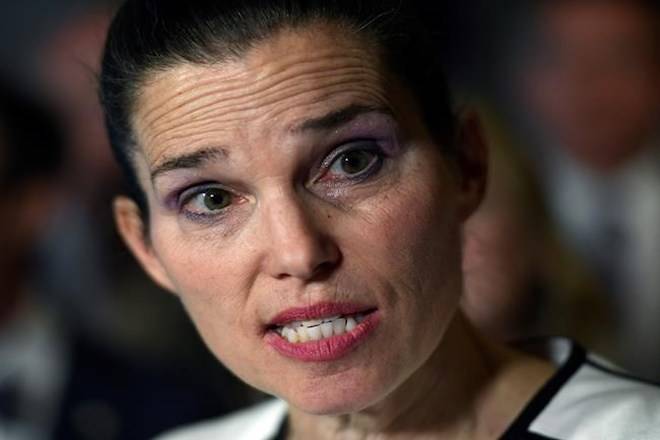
[388, 190, 462, 337]
[149, 221, 265, 382]
[348, 158, 464, 339]
[332, 162, 464, 401]
[366, 162, 463, 294]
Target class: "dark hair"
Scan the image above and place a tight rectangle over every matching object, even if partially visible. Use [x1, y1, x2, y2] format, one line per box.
[0, 80, 63, 190]
[100, 0, 456, 218]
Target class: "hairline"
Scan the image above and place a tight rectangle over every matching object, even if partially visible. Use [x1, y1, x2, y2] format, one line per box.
[101, 5, 457, 227]
[123, 19, 394, 188]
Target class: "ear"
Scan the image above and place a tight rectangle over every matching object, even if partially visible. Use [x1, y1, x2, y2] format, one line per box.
[113, 196, 177, 294]
[453, 111, 488, 222]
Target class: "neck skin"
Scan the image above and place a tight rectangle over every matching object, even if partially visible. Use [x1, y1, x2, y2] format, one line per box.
[288, 313, 554, 440]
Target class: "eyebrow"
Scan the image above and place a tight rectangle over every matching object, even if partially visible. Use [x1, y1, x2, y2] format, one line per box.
[149, 104, 391, 181]
[150, 147, 228, 181]
[293, 104, 392, 133]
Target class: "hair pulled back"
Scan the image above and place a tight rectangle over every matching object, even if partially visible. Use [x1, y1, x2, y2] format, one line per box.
[100, 0, 456, 216]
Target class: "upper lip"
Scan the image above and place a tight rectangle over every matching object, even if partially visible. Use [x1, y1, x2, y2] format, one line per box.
[266, 301, 376, 327]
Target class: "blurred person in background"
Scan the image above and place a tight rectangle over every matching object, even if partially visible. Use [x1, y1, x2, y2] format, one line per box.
[34, 4, 125, 352]
[0, 79, 232, 440]
[0, 79, 66, 440]
[501, 0, 660, 378]
[462, 108, 615, 355]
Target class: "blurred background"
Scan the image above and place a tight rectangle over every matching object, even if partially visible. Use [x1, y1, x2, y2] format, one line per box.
[0, 0, 657, 439]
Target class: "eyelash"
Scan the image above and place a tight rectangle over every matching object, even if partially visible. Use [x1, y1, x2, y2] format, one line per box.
[177, 183, 238, 223]
[316, 140, 385, 184]
[175, 140, 386, 222]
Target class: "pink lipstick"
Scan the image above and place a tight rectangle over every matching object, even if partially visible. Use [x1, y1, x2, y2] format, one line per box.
[264, 302, 380, 362]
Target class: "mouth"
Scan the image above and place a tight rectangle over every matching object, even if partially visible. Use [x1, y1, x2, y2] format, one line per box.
[264, 302, 380, 362]
[270, 310, 374, 343]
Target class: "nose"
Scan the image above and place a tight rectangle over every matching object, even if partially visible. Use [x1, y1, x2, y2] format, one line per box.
[261, 190, 340, 281]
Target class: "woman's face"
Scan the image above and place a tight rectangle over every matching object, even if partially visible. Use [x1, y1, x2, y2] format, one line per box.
[119, 24, 482, 414]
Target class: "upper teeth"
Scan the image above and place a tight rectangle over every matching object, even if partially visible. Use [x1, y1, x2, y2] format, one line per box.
[276, 313, 366, 343]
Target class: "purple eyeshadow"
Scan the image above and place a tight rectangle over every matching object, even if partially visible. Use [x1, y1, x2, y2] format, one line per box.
[332, 114, 403, 156]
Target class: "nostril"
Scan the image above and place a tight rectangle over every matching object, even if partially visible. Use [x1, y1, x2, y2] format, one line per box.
[273, 254, 339, 281]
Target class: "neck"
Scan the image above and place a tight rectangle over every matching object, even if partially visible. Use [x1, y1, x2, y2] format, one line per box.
[288, 313, 554, 439]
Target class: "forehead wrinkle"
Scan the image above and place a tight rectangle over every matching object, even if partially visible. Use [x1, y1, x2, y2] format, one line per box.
[157, 65, 379, 132]
[135, 21, 380, 132]
[264, 88, 392, 128]
[134, 27, 392, 165]
[139, 79, 390, 170]
[137, 67, 253, 130]
[141, 80, 388, 159]
[141, 55, 376, 143]
[145, 70, 385, 150]
[140, 48, 371, 130]
[143, 83, 389, 160]
[141, 65, 385, 155]
[146, 66, 373, 133]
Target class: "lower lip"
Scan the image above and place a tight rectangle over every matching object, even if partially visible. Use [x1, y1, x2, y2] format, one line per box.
[264, 311, 381, 362]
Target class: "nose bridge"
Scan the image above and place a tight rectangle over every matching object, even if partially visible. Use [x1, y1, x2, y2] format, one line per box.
[261, 187, 339, 280]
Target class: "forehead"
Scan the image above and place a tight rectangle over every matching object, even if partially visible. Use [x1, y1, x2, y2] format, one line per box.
[132, 24, 393, 166]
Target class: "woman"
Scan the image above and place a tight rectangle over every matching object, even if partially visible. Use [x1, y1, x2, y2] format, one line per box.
[100, 1, 660, 439]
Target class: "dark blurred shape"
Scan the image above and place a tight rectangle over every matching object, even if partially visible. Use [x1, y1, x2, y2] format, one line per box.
[520, 0, 658, 172]
[0, 79, 233, 440]
[33, 6, 126, 347]
[39, 8, 118, 197]
[489, 0, 660, 378]
[462, 108, 614, 353]
[0, 79, 64, 331]
[0, 84, 63, 191]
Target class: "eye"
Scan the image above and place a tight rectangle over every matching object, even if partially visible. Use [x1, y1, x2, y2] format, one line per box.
[322, 142, 383, 182]
[180, 185, 234, 217]
[335, 150, 376, 175]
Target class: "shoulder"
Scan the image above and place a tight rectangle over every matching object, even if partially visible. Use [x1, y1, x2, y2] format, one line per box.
[509, 339, 660, 439]
[531, 354, 660, 439]
[155, 399, 288, 440]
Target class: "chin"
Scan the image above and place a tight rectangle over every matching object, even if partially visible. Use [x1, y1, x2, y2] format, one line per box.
[289, 394, 374, 416]
[282, 371, 391, 416]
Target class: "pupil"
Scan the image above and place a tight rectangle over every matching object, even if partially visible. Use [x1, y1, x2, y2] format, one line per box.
[341, 151, 371, 175]
[204, 189, 229, 210]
